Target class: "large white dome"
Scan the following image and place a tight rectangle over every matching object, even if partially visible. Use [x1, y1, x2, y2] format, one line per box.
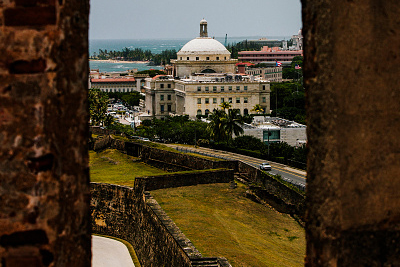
[178, 37, 231, 56]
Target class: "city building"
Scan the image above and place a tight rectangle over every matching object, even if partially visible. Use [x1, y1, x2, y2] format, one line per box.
[89, 69, 148, 92]
[242, 116, 306, 146]
[238, 45, 303, 65]
[90, 77, 137, 92]
[244, 66, 283, 82]
[143, 19, 270, 119]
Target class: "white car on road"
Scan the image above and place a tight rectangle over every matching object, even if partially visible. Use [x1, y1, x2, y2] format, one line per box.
[259, 162, 272, 171]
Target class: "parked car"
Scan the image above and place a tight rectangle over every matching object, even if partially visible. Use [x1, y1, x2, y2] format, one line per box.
[259, 162, 272, 171]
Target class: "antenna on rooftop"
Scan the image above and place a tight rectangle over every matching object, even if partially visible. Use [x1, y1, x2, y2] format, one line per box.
[224, 34, 227, 47]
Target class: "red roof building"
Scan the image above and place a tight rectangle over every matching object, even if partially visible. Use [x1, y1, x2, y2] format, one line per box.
[238, 46, 303, 64]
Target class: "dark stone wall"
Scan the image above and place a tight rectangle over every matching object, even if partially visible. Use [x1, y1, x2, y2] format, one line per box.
[141, 145, 237, 171]
[91, 183, 193, 267]
[238, 161, 305, 217]
[303, 0, 400, 265]
[135, 169, 234, 191]
[0, 0, 91, 266]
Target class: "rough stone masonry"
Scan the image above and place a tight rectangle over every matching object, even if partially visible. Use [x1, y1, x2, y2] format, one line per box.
[0, 0, 91, 266]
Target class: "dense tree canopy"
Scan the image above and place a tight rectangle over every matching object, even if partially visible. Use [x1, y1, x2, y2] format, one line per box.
[88, 88, 109, 126]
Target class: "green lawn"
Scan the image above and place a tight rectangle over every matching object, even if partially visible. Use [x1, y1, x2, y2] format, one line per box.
[89, 149, 166, 187]
[151, 183, 305, 267]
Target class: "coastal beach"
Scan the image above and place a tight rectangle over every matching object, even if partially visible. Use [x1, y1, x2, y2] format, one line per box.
[89, 59, 150, 64]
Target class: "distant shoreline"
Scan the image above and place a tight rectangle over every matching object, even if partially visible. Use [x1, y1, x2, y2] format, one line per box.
[89, 59, 150, 64]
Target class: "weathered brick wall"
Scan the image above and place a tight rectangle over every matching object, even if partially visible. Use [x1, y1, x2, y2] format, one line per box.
[0, 0, 91, 266]
[91, 183, 193, 267]
[135, 169, 234, 191]
[303, 0, 400, 265]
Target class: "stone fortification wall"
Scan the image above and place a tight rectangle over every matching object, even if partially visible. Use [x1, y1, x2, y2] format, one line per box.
[91, 183, 193, 267]
[140, 145, 237, 171]
[135, 169, 234, 191]
[238, 161, 305, 218]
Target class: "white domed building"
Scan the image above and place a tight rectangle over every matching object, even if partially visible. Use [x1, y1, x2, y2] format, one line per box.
[143, 19, 270, 119]
[173, 20, 236, 77]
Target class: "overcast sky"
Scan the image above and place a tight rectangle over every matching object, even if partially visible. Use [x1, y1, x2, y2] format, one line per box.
[89, 0, 302, 40]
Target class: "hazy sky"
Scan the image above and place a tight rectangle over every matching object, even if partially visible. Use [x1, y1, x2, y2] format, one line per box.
[89, 0, 302, 40]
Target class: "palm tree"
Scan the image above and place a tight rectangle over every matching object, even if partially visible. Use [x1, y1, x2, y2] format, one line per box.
[219, 101, 231, 110]
[223, 109, 244, 143]
[251, 104, 264, 114]
[207, 109, 226, 142]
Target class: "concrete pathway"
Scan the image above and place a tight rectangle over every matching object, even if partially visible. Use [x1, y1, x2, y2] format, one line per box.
[92, 235, 135, 267]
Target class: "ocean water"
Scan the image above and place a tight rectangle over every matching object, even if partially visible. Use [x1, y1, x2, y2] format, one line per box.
[89, 36, 290, 72]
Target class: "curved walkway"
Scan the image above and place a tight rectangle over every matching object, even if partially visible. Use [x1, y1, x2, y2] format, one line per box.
[92, 235, 135, 267]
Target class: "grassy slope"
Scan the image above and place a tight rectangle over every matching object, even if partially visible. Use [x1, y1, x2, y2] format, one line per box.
[151, 183, 305, 267]
[89, 148, 305, 266]
[89, 149, 166, 187]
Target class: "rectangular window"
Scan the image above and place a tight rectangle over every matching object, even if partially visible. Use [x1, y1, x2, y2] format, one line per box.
[205, 86, 209, 91]
[160, 84, 164, 89]
[228, 97, 232, 103]
[220, 86, 224, 92]
[197, 98, 201, 104]
[180, 57, 182, 60]
[167, 104, 172, 112]
[167, 84, 171, 88]
[197, 86, 201, 91]
[187, 57, 189, 60]
[213, 86, 217, 92]
[213, 98, 217, 104]
[167, 95, 171, 101]
[221, 98, 225, 103]
[262, 97, 266, 103]
[205, 98, 209, 104]
[206, 57, 210, 60]
[229, 86, 232, 91]
[160, 104, 164, 112]
[160, 95, 164, 101]
[196, 57, 199, 60]
[263, 85, 266, 90]
[244, 86, 248, 91]
[216, 56, 219, 60]
[236, 86, 240, 91]
[244, 97, 248, 103]
[236, 97, 240, 103]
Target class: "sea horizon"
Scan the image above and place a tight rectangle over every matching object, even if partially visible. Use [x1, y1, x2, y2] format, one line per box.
[89, 35, 292, 72]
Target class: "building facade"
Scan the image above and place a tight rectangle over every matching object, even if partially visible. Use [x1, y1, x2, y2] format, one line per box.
[245, 66, 283, 82]
[238, 46, 303, 64]
[90, 77, 137, 92]
[144, 20, 270, 119]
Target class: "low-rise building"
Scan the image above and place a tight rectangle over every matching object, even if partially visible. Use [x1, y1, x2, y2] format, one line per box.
[90, 77, 137, 93]
[245, 66, 283, 82]
[238, 46, 303, 65]
[243, 116, 306, 146]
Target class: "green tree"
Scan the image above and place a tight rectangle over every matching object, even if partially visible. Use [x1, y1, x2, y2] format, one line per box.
[219, 101, 231, 110]
[223, 109, 244, 143]
[88, 88, 109, 126]
[251, 104, 264, 114]
[207, 109, 227, 142]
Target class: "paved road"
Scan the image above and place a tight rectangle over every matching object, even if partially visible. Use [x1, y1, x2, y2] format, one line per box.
[166, 144, 306, 187]
[92, 235, 135, 267]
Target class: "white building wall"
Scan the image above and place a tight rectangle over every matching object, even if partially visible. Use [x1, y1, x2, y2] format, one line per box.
[280, 127, 307, 146]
